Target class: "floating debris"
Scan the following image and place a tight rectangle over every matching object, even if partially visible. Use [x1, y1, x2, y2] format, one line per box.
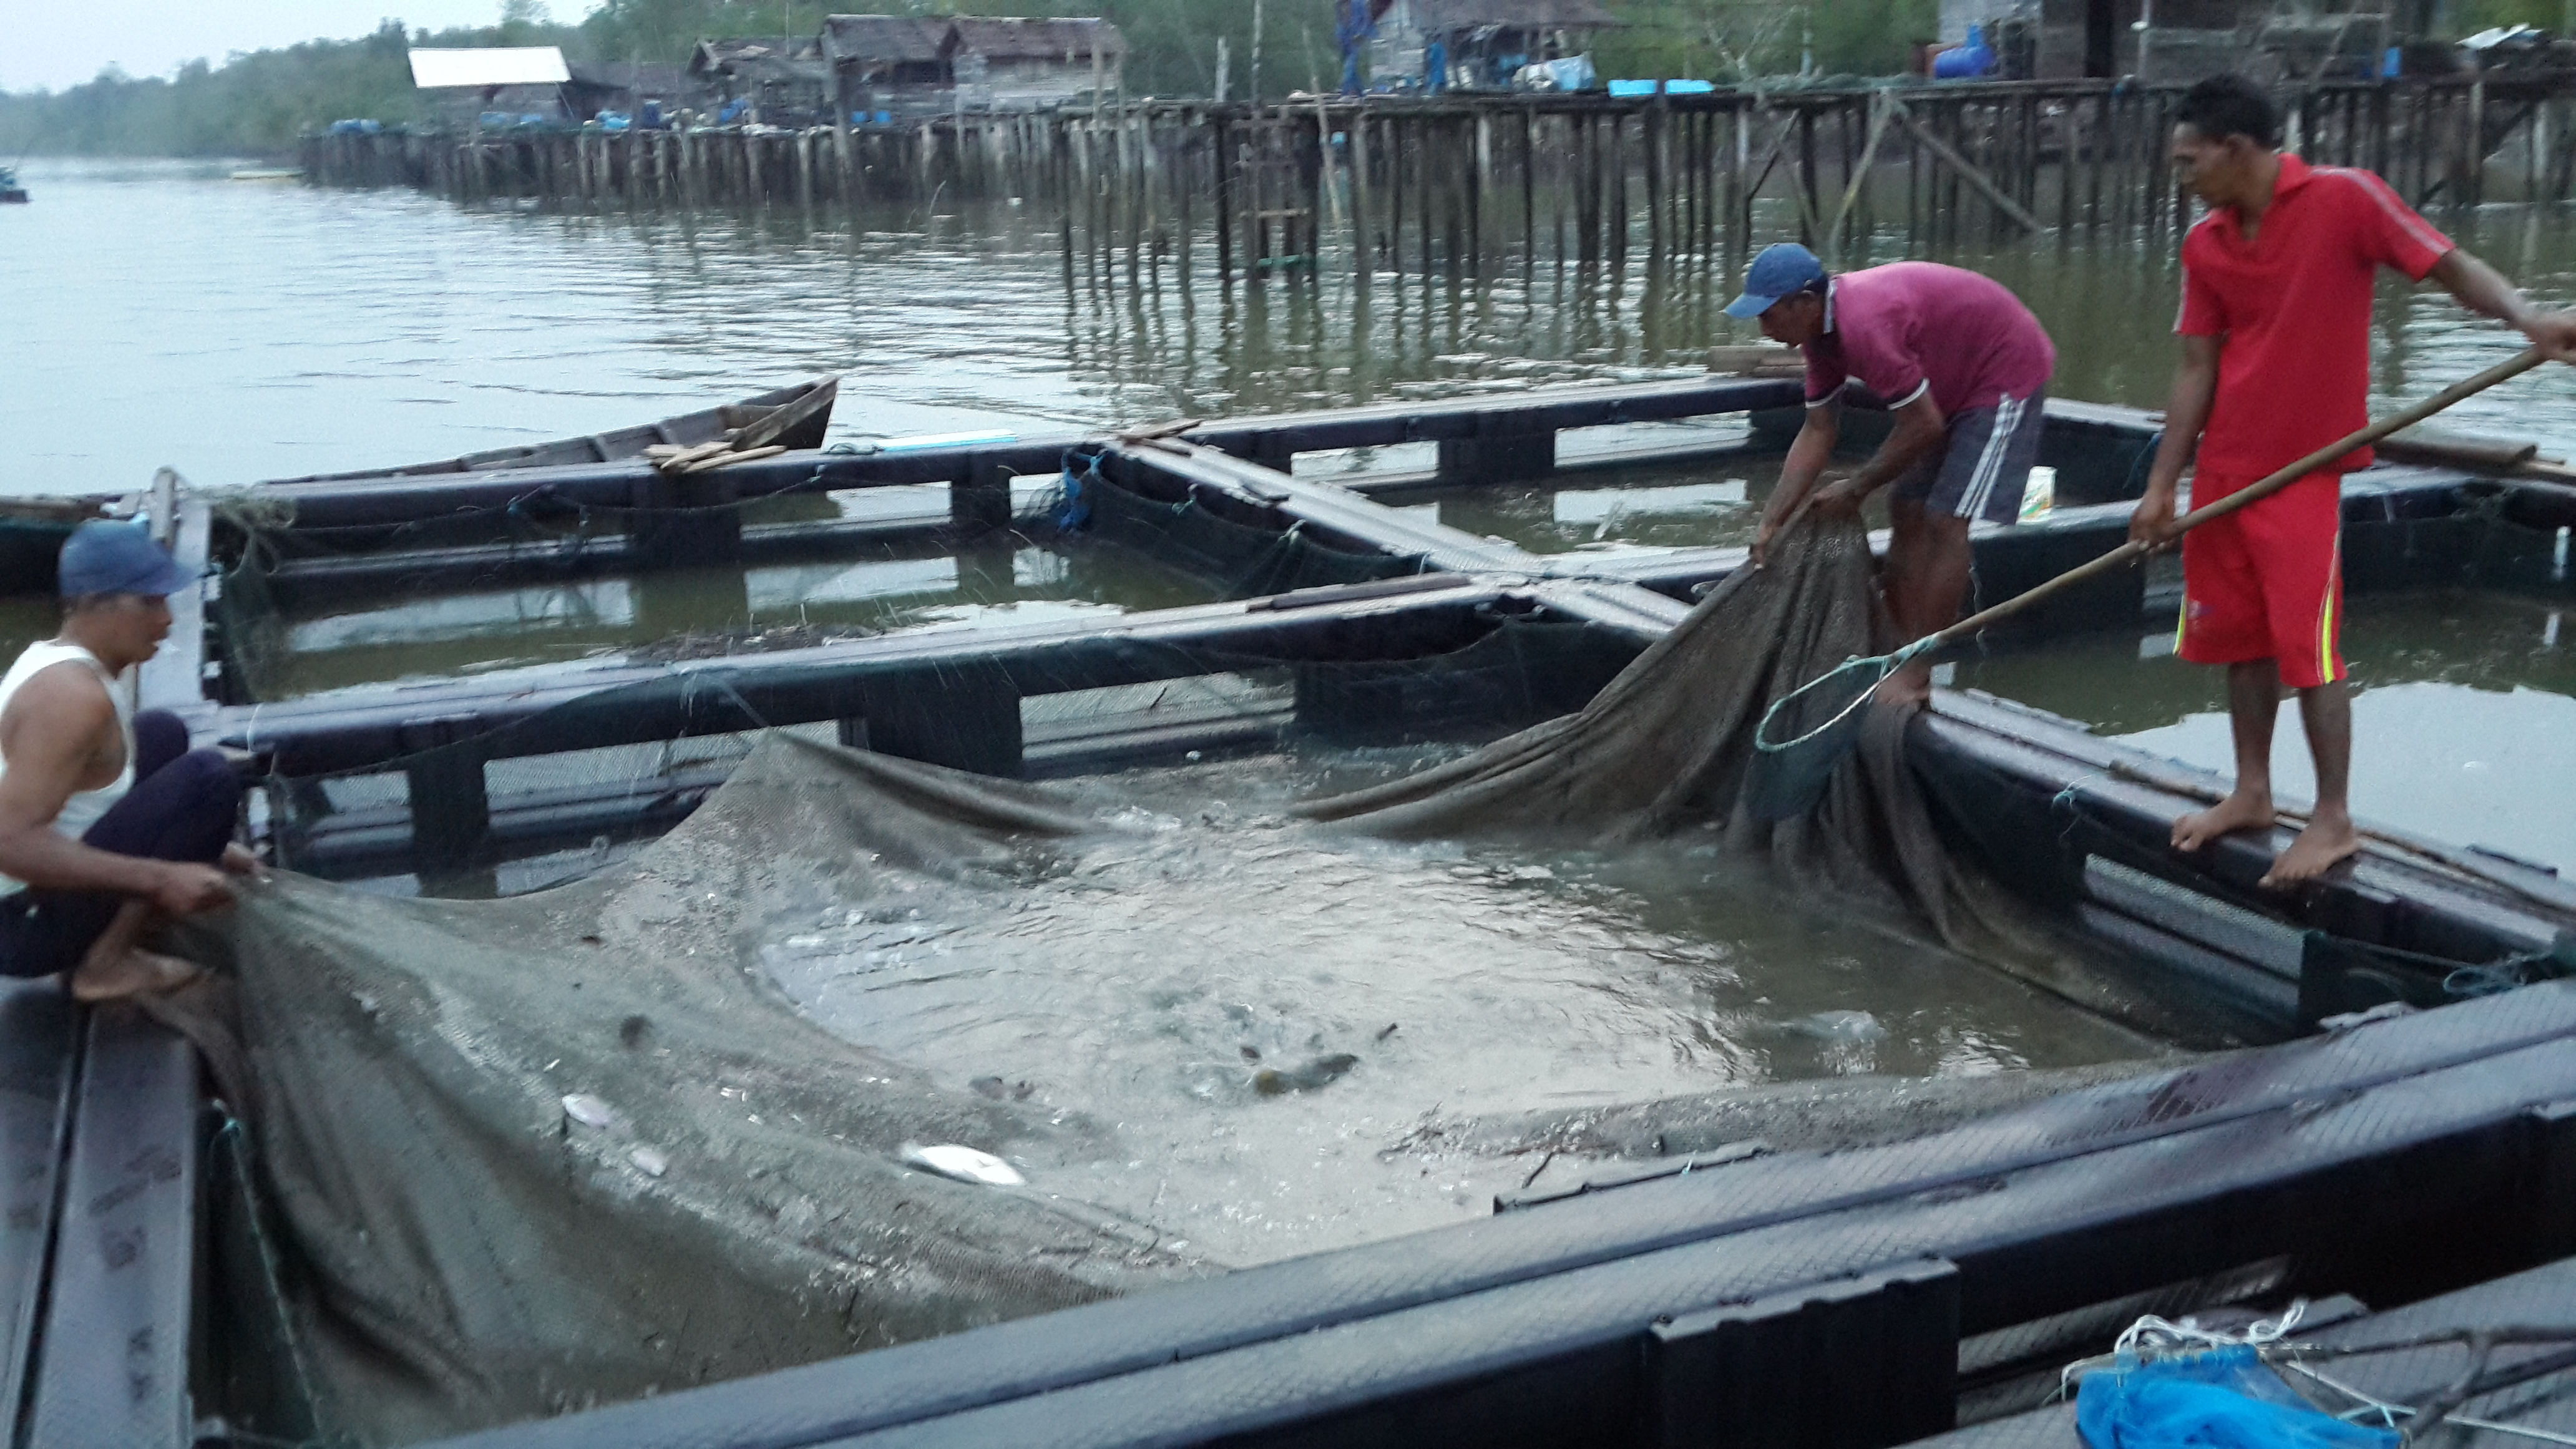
[628, 1146, 670, 1178]
[904, 1143, 1025, 1186]
[561, 1093, 617, 1130]
[1796, 1010, 1886, 1044]
[1252, 1053, 1360, 1096]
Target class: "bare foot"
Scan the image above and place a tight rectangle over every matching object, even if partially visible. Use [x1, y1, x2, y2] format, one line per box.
[2172, 788, 2275, 853]
[2261, 811, 2360, 889]
[69, 949, 202, 1003]
[1873, 674, 1932, 708]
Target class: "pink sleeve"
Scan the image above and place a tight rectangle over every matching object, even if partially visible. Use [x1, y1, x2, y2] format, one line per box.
[2341, 168, 2452, 280]
[2176, 235, 2225, 337]
[1803, 346, 1848, 407]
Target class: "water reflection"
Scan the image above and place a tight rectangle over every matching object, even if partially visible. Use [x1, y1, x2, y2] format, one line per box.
[14, 157, 2576, 495]
[1953, 589, 2576, 869]
[758, 748, 2155, 1264]
[249, 535, 1215, 700]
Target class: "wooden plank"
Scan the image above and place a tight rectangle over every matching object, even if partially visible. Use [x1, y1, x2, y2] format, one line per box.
[0, 984, 79, 1439]
[25, 1009, 198, 1449]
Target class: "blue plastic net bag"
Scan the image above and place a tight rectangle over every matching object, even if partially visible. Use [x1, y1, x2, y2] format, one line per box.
[2075, 1346, 2401, 1449]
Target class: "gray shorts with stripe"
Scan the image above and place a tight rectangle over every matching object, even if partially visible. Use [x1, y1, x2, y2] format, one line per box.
[1890, 389, 2046, 524]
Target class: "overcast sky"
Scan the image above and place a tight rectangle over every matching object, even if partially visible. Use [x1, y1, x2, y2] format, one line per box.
[1, 2, 523, 92]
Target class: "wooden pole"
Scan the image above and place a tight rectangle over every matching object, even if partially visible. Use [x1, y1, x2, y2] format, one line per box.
[1521, 105, 1538, 268]
[1350, 106, 1374, 275]
[1250, 0, 1265, 105]
[1212, 115, 1233, 283]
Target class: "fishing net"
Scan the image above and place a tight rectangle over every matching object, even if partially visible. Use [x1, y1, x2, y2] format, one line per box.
[157, 739, 1213, 1446]
[209, 457, 1423, 707]
[1296, 517, 2197, 1033]
[155, 512, 2203, 1445]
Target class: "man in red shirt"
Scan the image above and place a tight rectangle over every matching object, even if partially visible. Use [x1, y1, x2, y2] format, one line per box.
[2130, 74, 2576, 887]
[1737, 244, 2057, 703]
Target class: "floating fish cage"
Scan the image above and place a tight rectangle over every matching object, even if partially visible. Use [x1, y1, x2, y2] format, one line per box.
[11, 371, 2576, 1448]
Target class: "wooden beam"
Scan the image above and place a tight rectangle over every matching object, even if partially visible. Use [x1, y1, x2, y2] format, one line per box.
[1892, 101, 2042, 234]
[1825, 92, 1897, 263]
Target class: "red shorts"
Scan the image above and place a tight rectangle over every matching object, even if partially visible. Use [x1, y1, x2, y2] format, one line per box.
[2175, 469, 2344, 690]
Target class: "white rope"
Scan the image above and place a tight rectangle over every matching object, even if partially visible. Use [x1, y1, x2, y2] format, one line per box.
[2119, 1300, 2311, 1356]
[2058, 1302, 2313, 1398]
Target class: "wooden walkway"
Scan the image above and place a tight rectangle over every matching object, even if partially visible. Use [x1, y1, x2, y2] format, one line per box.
[305, 72, 2576, 278]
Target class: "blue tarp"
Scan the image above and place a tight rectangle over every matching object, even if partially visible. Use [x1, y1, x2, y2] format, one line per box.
[2075, 1349, 2402, 1449]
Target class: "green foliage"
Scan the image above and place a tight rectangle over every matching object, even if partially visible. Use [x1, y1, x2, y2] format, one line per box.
[0, 0, 1945, 159]
[1595, 0, 1941, 82]
[2449, 0, 2574, 36]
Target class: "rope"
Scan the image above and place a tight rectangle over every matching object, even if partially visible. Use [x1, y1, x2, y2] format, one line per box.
[200, 485, 299, 533]
[2058, 1300, 2311, 1400]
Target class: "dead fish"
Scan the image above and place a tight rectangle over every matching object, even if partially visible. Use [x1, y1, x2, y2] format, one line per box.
[903, 1143, 1025, 1187]
[561, 1093, 617, 1131]
[1252, 1053, 1360, 1096]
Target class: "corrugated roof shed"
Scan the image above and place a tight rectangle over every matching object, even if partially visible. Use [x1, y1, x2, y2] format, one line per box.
[947, 17, 1129, 61]
[821, 14, 951, 65]
[1408, 0, 1620, 29]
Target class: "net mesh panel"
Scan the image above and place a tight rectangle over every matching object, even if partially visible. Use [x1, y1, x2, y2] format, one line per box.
[1072, 452, 1425, 598]
[256, 607, 1642, 893]
[163, 513, 2233, 1445]
[212, 462, 1417, 707]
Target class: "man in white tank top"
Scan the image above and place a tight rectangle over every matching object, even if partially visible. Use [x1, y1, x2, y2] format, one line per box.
[0, 522, 254, 1000]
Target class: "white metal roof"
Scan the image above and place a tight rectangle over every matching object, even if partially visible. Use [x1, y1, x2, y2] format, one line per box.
[407, 47, 572, 89]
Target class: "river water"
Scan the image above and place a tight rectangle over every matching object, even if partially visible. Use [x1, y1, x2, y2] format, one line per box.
[14, 157, 2576, 863]
[11, 152, 2576, 1266]
[12, 154, 2576, 837]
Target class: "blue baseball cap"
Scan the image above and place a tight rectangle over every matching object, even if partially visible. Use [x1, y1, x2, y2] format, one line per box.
[58, 520, 192, 599]
[1723, 243, 1829, 320]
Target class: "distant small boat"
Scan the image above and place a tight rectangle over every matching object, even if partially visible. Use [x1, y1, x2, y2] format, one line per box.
[228, 168, 303, 183]
[0, 167, 27, 204]
[264, 376, 841, 484]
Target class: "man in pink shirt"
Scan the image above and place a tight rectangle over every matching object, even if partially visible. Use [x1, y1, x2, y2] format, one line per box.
[1736, 243, 2057, 702]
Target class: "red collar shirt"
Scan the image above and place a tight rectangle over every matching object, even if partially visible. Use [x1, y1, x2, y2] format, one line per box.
[2177, 153, 2452, 479]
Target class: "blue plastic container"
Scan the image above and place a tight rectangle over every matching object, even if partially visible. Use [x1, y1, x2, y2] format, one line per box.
[1934, 25, 1998, 78]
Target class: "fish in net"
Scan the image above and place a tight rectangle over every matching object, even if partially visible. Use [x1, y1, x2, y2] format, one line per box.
[1295, 518, 2192, 1030]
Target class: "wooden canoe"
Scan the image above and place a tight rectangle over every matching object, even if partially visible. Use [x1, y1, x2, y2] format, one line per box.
[263, 376, 840, 485]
